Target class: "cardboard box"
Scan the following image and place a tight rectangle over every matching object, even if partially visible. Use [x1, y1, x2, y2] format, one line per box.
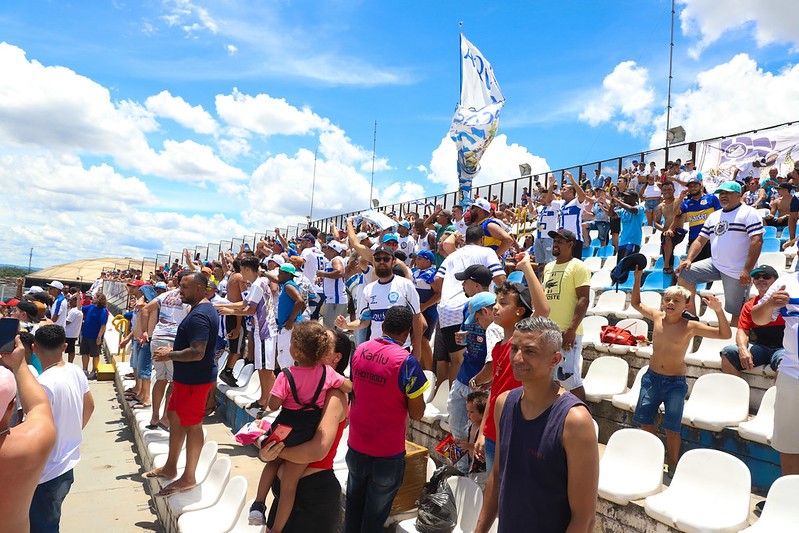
[391, 440, 429, 514]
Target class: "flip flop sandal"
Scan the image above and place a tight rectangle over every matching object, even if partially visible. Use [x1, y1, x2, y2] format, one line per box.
[145, 423, 159, 430]
[132, 403, 152, 410]
[246, 401, 262, 410]
[157, 422, 170, 432]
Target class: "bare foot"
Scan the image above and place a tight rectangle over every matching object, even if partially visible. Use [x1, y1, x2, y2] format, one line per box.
[144, 467, 177, 479]
[157, 477, 197, 496]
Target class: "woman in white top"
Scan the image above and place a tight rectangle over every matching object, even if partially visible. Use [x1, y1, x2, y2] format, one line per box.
[641, 174, 663, 227]
[64, 296, 83, 364]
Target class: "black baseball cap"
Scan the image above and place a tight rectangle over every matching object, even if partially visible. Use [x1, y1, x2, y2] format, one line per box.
[509, 282, 534, 314]
[548, 229, 578, 242]
[750, 265, 779, 278]
[372, 245, 395, 258]
[454, 265, 493, 287]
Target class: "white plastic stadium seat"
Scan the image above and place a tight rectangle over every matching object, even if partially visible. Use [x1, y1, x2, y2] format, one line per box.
[217, 363, 255, 395]
[583, 256, 602, 273]
[169, 456, 231, 514]
[607, 318, 648, 355]
[580, 316, 609, 349]
[177, 476, 247, 533]
[422, 380, 450, 423]
[644, 449, 750, 532]
[639, 241, 661, 261]
[582, 356, 629, 403]
[600, 255, 617, 272]
[619, 291, 662, 319]
[598, 428, 664, 505]
[681, 373, 750, 431]
[739, 475, 799, 532]
[423, 370, 437, 403]
[152, 440, 218, 487]
[698, 280, 724, 297]
[396, 476, 483, 533]
[587, 290, 627, 318]
[226, 370, 261, 400]
[698, 294, 733, 327]
[683, 329, 736, 369]
[589, 270, 612, 292]
[611, 365, 649, 412]
[738, 386, 777, 445]
[756, 252, 788, 273]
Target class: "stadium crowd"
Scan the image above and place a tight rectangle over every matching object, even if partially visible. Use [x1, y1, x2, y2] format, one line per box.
[2, 156, 799, 532]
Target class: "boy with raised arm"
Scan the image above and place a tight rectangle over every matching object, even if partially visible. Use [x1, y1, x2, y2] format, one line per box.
[630, 266, 732, 471]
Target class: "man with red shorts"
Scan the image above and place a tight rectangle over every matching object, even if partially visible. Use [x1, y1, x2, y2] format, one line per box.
[145, 272, 219, 495]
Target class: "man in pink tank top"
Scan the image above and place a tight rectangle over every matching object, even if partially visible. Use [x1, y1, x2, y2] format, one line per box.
[345, 306, 430, 533]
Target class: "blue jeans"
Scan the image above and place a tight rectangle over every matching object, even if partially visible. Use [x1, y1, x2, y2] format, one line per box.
[30, 469, 74, 533]
[446, 379, 471, 440]
[344, 448, 405, 533]
[633, 369, 688, 433]
[137, 341, 152, 379]
[722, 343, 784, 372]
[353, 327, 368, 348]
[533, 236, 554, 265]
[484, 438, 496, 474]
[588, 221, 610, 246]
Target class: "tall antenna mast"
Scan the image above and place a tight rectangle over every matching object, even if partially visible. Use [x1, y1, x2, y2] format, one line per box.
[309, 146, 318, 221]
[369, 120, 377, 208]
[665, 0, 675, 161]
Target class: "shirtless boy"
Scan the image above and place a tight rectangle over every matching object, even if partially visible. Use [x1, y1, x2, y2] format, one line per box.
[219, 256, 248, 387]
[656, 181, 685, 274]
[764, 182, 799, 249]
[630, 267, 731, 470]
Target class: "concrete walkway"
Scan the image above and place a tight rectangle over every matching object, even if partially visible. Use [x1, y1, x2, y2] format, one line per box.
[61, 378, 163, 532]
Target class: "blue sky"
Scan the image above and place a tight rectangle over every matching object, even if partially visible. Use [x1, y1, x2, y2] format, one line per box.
[1, 0, 797, 267]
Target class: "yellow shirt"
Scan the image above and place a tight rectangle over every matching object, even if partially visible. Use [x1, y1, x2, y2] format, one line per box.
[542, 258, 592, 335]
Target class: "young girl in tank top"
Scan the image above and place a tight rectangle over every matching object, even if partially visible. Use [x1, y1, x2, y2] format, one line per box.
[248, 321, 351, 530]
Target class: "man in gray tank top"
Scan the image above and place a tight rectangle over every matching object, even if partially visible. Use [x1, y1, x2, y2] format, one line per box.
[474, 316, 598, 533]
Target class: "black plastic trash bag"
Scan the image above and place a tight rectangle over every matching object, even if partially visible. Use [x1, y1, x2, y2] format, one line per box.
[415, 465, 462, 533]
[415, 484, 457, 533]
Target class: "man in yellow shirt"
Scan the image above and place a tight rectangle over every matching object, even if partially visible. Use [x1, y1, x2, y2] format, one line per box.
[542, 229, 592, 401]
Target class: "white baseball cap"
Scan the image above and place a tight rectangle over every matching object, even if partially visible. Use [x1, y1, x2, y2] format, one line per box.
[325, 241, 347, 254]
[47, 280, 64, 290]
[472, 198, 492, 213]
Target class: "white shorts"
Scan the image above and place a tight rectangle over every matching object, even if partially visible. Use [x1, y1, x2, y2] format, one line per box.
[254, 334, 277, 371]
[553, 335, 583, 390]
[275, 327, 297, 370]
[772, 372, 799, 454]
[151, 336, 174, 381]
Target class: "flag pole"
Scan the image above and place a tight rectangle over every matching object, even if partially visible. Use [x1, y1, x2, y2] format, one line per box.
[458, 22, 463, 106]
[368, 120, 377, 209]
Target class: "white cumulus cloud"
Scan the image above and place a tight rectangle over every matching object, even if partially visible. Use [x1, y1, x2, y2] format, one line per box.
[216, 88, 330, 137]
[578, 60, 655, 134]
[145, 90, 219, 134]
[679, 0, 798, 58]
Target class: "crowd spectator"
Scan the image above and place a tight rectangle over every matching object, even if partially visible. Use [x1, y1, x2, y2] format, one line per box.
[552, 170, 587, 259]
[667, 176, 720, 265]
[79, 292, 109, 380]
[613, 191, 646, 262]
[64, 296, 83, 364]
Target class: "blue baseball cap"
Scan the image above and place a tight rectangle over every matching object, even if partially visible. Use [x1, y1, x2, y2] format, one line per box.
[399, 221, 411, 230]
[465, 292, 497, 325]
[416, 250, 434, 262]
[382, 233, 399, 243]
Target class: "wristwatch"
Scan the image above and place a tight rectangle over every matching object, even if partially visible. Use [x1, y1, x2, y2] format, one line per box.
[469, 378, 478, 389]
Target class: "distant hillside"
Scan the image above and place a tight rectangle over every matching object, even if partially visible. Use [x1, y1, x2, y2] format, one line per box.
[0, 263, 43, 272]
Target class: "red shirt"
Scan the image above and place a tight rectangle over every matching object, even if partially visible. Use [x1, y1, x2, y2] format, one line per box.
[737, 295, 785, 347]
[483, 339, 521, 442]
[308, 419, 346, 470]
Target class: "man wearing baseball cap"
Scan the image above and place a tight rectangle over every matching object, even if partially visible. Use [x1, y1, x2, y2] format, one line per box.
[468, 198, 515, 258]
[396, 221, 416, 265]
[318, 240, 348, 328]
[298, 232, 325, 320]
[677, 180, 764, 326]
[47, 281, 67, 329]
[666, 175, 720, 264]
[542, 229, 592, 401]
[721, 265, 784, 377]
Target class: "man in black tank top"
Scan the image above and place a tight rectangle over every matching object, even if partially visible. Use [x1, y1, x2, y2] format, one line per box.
[474, 316, 598, 533]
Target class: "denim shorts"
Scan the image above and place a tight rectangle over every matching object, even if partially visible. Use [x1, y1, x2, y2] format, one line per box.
[644, 199, 660, 211]
[136, 340, 153, 380]
[721, 343, 784, 372]
[633, 369, 688, 433]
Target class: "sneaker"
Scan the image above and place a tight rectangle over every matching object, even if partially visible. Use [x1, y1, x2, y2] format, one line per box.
[248, 501, 266, 526]
[219, 369, 238, 387]
[87, 370, 98, 380]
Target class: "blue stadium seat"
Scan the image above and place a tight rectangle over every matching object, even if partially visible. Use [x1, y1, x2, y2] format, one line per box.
[507, 271, 525, 284]
[582, 246, 597, 259]
[596, 245, 615, 259]
[589, 238, 601, 248]
[651, 256, 678, 272]
[762, 226, 777, 239]
[641, 270, 672, 292]
[761, 238, 781, 253]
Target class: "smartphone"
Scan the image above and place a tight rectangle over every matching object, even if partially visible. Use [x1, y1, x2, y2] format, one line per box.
[265, 424, 292, 446]
[244, 243, 251, 250]
[140, 285, 157, 302]
[0, 318, 20, 354]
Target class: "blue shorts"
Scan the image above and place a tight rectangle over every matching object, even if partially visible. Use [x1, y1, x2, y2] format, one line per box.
[644, 199, 660, 211]
[136, 341, 153, 380]
[633, 369, 688, 433]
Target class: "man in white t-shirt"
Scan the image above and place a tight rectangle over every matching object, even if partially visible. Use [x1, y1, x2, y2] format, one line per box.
[452, 205, 468, 237]
[397, 221, 417, 265]
[47, 281, 67, 329]
[299, 233, 325, 320]
[431, 226, 506, 386]
[551, 170, 587, 259]
[29, 325, 94, 532]
[336, 245, 423, 357]
[215, 256, 278, 410]
[64, 296, 83, 364]
[752, 273, 799, 477]
[318, 240, 348, 328]
[677, 181, 764, 326]
[140, 285, 190, 429]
